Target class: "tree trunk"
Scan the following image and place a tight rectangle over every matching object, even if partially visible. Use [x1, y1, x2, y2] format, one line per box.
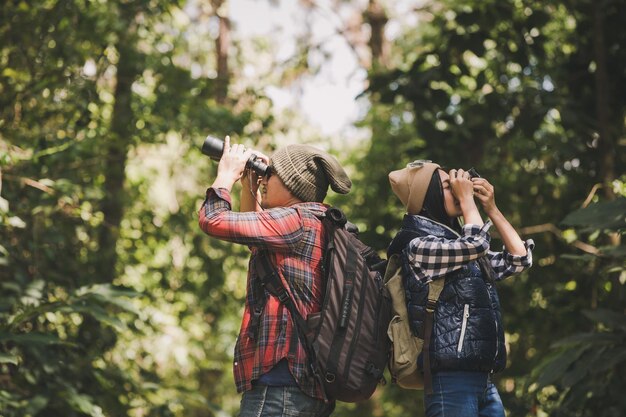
[592, 3, 615, 201]
[213, 0, 230, 104]
[98, 12, 138, 283]
[364, 0, 389, 70]
[591, 2, 621, 310]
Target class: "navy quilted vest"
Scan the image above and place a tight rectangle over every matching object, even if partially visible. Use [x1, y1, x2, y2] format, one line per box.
[388, 215, 506, 374]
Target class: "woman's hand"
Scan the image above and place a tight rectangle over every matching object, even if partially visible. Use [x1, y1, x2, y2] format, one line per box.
[241, 149, 270, 192]
[449, 169, 483, 226]
[211, 136, 256, 191]
[449, 168, 475, 203]
[472, 177, 497, 215]
[472, 176, 527, 256]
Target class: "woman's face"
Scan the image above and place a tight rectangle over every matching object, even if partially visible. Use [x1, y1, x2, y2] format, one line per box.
[260, 168, 300, 209]
[438, 169, 462, 218]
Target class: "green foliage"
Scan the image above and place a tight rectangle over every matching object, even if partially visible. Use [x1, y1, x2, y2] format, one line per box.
[528, 199, 626, 417]
[1, 0, 625, 416]
[531, 309, 626, 417]
[0, 284, 143, 417]
[0, 0, 253, 415]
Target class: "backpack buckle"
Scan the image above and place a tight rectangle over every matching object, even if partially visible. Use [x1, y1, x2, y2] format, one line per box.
[277, 289, 290, 304]
[365, 362, 383, 379]
[326, 207, 347, 227]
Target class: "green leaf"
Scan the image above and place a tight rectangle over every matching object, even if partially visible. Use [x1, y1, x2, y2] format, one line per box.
[0, 353, 19, 365]
[594, 347, 626, 373]
[0, 332, 72, 346]
[560, 198, 626, 231]
[81, 293, 142, 316]
[534, 346, 588, 388]
[64, 387, 105, 417]
[551, 332, 621, 348]
[561, 347, 606, 388]
[559, 253, 596, 262]
[6, 302, 64, 328]
[24, 395, 49, 415]
[582, 308, 626, 331]
[71, 305, 126, 331]
[598, 245, 626, 259]
[74, 283, 142, 299]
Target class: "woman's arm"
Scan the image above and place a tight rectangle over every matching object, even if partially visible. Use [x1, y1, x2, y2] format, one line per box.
[449, 168, 484, 226]
[472, 177, 527, 256]
[240, 171, 262, 213]
[240, 149, 269, 213]
[199, 189, 305, 250]
[472, 176, 533, 280]
[405, 223, 492, 281]
[200, 137, 304, 250]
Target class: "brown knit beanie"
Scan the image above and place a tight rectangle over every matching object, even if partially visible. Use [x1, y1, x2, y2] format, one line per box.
[270, 144, 352, 202]
[389, 160, 441, 214]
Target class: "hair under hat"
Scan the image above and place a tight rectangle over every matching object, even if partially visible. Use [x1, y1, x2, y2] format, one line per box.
[271, 144, 351, 202]
[388, 160, 441, 214]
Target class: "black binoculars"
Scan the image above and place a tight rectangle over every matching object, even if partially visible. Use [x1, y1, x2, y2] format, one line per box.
[201, 135, 270, 177]
[468, 168, 481, 179]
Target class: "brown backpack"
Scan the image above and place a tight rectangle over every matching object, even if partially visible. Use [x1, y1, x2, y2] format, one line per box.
[258, 207, 391, 403]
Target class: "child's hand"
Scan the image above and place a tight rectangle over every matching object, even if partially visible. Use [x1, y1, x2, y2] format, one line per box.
[472, 177, 497, 215]
[449, 169, 475, 203]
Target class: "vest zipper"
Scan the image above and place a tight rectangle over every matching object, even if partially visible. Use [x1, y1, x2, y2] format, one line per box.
[457, 304, 470, 354]
[492, 287, 499, 370]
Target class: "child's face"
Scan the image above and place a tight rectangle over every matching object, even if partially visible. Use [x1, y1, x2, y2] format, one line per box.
[438, 169, 463, 218]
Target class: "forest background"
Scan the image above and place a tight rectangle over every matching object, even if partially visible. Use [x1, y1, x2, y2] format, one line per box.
[1, 0, 625, 416]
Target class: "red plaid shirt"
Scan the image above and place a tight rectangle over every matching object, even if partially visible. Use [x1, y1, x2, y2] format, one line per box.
[199, 187, 327, 400]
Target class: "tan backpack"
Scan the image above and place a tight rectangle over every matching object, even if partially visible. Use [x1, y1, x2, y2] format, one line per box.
[384, 253, 445, 393]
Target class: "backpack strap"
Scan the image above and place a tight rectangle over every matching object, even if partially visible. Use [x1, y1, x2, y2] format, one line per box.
[477, 256, 497, 284]
[256, 251, 309, 331]
[256, 249, 329, 402]
[422, 277, 445, 395]
[247, 260, 268, 340]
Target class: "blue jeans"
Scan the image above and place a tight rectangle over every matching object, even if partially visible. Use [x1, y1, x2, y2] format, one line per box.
[424, 371, 505, 417]
[238, 385, 333, 417]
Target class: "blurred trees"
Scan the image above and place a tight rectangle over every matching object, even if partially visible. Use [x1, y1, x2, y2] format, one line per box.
[1, 0, 624, 416]
[0, 0, 257, 415]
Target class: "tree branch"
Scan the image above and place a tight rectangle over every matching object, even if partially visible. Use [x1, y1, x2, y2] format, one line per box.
[518, 223, 600, 255]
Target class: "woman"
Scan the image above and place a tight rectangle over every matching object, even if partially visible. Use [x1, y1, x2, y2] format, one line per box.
[387, 160, 534, 417]
[199, 137, 351, 417]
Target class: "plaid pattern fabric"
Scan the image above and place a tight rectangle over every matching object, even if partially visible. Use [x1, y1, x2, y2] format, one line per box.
[199, 187, 327, 400]
[405, 222, 534, 282]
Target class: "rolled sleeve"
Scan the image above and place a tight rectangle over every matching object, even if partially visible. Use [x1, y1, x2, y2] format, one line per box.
[503, 239, 535, 267]
[462, 221, 492, 236]
[489, 239, 535, 280]
[199, 187, 232, 230]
